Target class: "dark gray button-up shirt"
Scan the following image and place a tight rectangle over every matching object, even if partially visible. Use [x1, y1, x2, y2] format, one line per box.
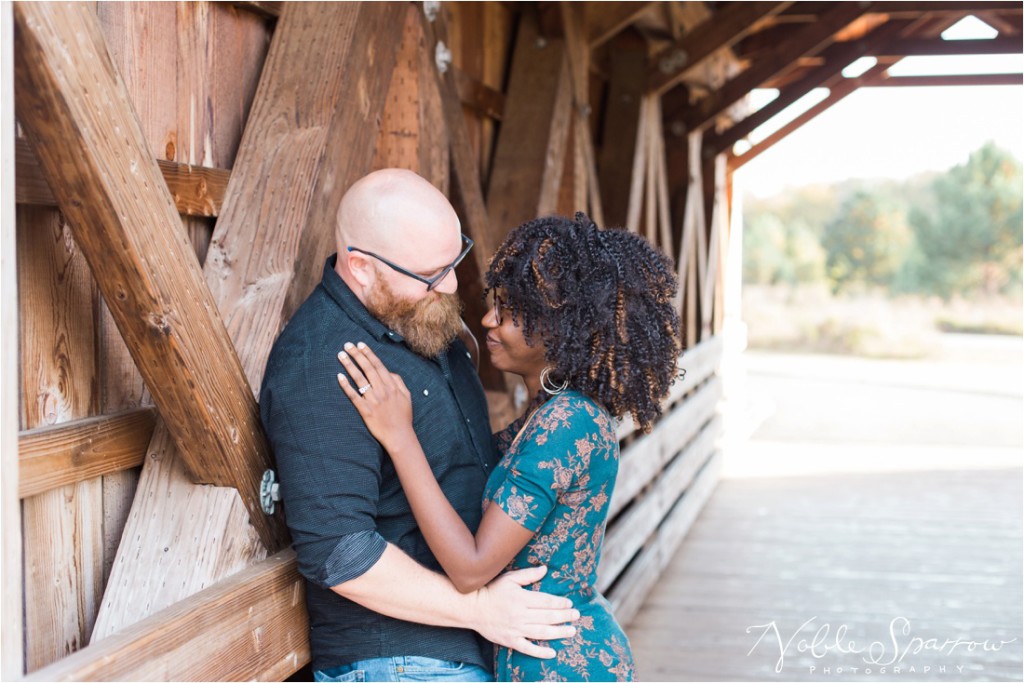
[260, 256, 497, 672]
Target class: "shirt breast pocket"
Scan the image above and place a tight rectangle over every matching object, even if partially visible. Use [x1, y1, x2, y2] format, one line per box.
[409, 380, 463, 473]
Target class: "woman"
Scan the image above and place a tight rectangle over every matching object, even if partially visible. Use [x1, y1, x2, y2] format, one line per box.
[336, 213, 680, 681]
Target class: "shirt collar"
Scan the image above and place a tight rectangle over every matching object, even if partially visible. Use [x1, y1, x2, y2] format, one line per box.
[321, 254, 405, 344]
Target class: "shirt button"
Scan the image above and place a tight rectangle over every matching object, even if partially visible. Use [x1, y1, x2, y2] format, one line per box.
[423, 389, 429, 397]
[466, 351, 471, 359]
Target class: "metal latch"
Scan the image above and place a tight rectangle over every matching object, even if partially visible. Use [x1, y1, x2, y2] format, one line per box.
[260, 469, 281, 515]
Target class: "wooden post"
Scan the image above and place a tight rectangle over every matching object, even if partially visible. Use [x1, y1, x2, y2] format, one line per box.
[1, 3, 24, 677]
[486, 10, 572, 240]
[598, 32, 646, 229]
[93, 1, 406, 641]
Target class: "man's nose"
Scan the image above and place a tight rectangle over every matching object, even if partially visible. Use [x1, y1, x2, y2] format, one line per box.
[435, 269, 458, 295]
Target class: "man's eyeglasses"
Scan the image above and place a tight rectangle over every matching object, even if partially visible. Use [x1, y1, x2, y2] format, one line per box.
[347, 234, 474, 292]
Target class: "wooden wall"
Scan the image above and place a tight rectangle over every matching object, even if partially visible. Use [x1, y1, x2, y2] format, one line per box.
[7, 2, 734, 679]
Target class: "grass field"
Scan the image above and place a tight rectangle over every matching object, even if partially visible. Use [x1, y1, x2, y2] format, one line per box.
[741, 284, 1023, 359]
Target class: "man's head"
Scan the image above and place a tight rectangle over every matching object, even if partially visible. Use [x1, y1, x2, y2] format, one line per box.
[335, 169, 466, 357]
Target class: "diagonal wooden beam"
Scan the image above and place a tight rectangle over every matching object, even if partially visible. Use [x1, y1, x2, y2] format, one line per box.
[13, 1, 287, 551]
[586, 1, 656, 48]
[683, 2, 869, 133]
[649, 2, 793, 96]
[704, 19, 914, 156]
[728, 60, 897, 171]
[93, 1, 406, 643]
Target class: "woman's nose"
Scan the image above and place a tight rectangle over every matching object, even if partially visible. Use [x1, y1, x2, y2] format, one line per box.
[482, 308, 497, 329]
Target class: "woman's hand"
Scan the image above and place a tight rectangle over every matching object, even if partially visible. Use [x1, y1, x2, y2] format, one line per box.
[336, 342, 415, 454]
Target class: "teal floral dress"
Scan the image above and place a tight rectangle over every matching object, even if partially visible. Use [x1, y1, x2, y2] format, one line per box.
[486, 390, 636, 682]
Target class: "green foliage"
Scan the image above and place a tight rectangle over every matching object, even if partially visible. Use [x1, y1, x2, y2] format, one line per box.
[742, 142, 1023, 300]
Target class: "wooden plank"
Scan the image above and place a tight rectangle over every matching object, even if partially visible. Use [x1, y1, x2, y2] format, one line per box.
[424, 5, 506, 391]
[231, 1, 283, 21]
[17, 205, 103, 671]
[16, 133, 231, 217]
[25, 551, 309, 682]
[648, 2, 792, 95]
[18, 408, 157, 499]
[624, 95, 650, 234]
[609, 450, 723, 625]
[1, 4, 23, 676]
[683, 2, 869, 132]
[612, 378, 723, 519]
[586, 1, 656, 48]
[95, 1, 407, 645]
[373, 4, 450, 192]
[486, 9, 572, 239]
[560, 2, 589, 216]
[702, 156, 728, 336]
[597, 31, 647, 229]
[13, 1, 287, 551]
[600, 416, 720, 592]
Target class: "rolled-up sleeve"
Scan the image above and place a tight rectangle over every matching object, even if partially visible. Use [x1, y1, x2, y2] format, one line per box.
[261, 337, 387, 589]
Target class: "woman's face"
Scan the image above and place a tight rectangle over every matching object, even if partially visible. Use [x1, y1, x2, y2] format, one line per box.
[482, 291, 547, 378]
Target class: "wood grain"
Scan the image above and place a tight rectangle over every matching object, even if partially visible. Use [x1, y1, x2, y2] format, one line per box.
[25, 551, 309, 682]
[95, 0, 405, 644]
[17, 206, 103, 671]
[486, 10, 572, 243]
[18, 408, 157, 499]
[14, 1, 286, 551]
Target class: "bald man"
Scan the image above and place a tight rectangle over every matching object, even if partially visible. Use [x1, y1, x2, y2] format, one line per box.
[260, 170, 576, 682]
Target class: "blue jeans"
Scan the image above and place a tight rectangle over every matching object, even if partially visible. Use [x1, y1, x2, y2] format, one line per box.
[314, 656, 493, 682]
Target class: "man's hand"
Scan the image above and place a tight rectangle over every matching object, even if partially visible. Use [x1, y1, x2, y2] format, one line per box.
[469, 565, 580, 659]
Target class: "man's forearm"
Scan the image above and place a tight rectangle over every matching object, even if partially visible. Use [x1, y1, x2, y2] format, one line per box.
[332, 543, 475, 628]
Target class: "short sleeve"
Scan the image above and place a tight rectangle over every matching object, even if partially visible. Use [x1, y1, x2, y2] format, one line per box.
[490, 394, 601, 532]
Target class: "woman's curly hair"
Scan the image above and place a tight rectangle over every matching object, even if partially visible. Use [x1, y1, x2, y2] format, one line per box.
[484, 212, 681, 431]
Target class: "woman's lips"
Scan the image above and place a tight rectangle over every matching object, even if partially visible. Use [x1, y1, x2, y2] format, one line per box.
[485, 334, 501, 349]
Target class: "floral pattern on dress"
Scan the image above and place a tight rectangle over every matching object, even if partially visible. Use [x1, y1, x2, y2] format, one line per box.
[487, 391, 635, 682]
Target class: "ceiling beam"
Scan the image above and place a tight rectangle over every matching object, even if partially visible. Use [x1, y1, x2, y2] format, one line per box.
[648, 2, 793, 95]
[681, 1, 870, 133]
[878, 35, 1024, 56]
[703, 19, 913, 156]
[728, 60, 896, 170]
[586, 1, 656, 47]
[866, 73, 1024, 86]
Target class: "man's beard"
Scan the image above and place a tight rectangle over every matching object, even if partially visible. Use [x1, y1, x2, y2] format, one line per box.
[364, 278, 464, 358]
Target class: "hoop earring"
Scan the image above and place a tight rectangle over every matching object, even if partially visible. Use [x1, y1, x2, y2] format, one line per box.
[540, 367, 568, 395]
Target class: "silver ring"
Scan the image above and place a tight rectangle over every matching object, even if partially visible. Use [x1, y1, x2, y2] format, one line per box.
[357, 384, 372, 396]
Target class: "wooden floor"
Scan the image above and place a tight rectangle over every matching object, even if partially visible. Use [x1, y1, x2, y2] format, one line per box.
[626, 467, 1024, 682]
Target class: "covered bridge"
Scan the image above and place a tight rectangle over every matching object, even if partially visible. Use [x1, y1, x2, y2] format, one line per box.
[2, 1, 1021, 680]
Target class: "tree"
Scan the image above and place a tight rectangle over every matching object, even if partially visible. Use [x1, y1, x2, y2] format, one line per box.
[909, 142, 1023, 298]
[822, 190, 911, 293]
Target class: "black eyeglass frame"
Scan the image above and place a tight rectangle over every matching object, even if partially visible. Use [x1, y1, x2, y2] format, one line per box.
[347, 234, 474, 291]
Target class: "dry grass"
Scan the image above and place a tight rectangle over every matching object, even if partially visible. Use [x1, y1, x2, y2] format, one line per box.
[742, 284, 1023, 359]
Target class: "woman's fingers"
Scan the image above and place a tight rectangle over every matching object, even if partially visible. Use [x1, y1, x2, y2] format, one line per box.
[336, 373, 362, 406]
[345, 342, 388, 391]
[337, 348, 370, 395]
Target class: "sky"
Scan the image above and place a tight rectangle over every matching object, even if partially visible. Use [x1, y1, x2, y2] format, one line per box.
[732, 34, 1024, 198]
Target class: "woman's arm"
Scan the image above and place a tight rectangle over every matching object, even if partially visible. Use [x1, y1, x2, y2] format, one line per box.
[336, 342, 535, 593]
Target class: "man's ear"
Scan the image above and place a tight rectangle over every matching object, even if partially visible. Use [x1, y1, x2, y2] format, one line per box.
[346, 251, 375, 289]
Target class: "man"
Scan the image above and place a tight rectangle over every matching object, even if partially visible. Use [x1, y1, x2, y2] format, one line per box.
[260, 169, 577, 682]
